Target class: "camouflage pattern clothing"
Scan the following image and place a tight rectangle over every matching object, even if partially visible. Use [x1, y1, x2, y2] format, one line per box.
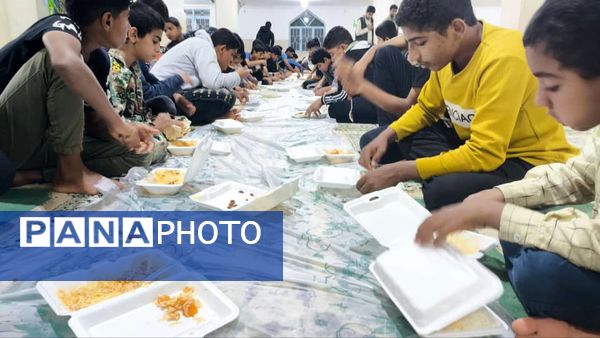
[107, 49, 168, 163]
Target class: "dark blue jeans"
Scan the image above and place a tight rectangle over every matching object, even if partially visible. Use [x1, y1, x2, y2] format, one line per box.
[360, 122, 533, 210]
[501, 241, 600, 331]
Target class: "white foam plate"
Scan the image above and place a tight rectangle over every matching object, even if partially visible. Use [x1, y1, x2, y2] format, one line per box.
[313, 167, 361, 190]
[447, 231, 500, 259]
[345, 186, 504, 336]
[427, 306, 511, 338]
[137, 138, 211, 195]
[247, 94, 261, 104]
[285, 145, 324, 163]
[292, 111, 327, 119]
[189, 182, 266, 211]
[167, 138, 199, 156]
[212, 119, 243, 134]
[370, 246, 503, 336]
[260, 90, 280, 99]
[239, 111, 265, 122]
[190, 178, 300, 212]
[136, 168, 186, 196]
[210, 141, 231, 156]
[68, 281, 239, 338]
[322, 147, 359, 164]
[36, 251, 184, 317]
[344, 186, 429, 247]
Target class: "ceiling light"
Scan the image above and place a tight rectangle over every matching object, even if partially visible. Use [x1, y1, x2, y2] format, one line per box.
[300, 0, 309, 8]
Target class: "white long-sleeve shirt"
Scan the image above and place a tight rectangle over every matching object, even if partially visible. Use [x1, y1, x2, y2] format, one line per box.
[151, 30, 240, 90]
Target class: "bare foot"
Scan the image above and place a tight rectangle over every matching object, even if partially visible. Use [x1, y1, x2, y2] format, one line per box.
[52, 153, 111, 195]
[53, 169, 103, 195]
[512, 317, 600, 337]
[12, 170, 43, 187]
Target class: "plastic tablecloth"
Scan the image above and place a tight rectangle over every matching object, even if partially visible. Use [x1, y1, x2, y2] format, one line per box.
[0, 80, 517, 337]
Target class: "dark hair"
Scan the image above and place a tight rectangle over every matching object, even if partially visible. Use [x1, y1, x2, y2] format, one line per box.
[272, 45, 283, 55]
[252, 40, 268, 53]
[265, 21, 272, 29]
[395, 0, 477, 34]
[310, 48, 331, 64]
[285, 46, 295, 54]
[375, 20, 398, 41]
[65, 0, 131, 28]
[165, 17, 181, 28]
[137, 0, 169, 20]
[128, 2, 164, 38]
[233, 33, 246, 59]
[323, 26, 353, 49]
[306, 38, 321, 50]
[367, 5, 376, 13]
[390, 4, 398, 10]
[292, 53, 298, 59]
[524, 0, 600, 79]
[211, 28, 242, 51]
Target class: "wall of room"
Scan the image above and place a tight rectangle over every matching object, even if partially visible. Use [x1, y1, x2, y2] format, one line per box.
[0, 0, 48, 46]
[0, 0, 543, 50]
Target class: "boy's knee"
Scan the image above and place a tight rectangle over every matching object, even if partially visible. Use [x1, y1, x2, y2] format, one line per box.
[508, 249, 569, 301]
[422, 175, 464, 210]
[360, 128, 382, 149]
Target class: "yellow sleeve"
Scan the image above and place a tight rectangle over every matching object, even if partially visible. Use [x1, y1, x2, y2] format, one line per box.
[416, 56, 531, 179]
[389, 71, 446, 140]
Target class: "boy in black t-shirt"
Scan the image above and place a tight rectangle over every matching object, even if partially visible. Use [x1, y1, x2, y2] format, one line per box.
[0, 0, 157, 195]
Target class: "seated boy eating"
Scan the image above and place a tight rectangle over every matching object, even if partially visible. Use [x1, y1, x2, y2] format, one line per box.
[416, 0, 600, 335]
[0, 0, 157, 195]
[358, 0, 578, 211]
[107, 2, 188, 165]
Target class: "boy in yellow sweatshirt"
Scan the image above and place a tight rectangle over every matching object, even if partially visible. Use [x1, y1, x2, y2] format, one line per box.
[416, 0, 600, 335]
[357, 0, 578, 210]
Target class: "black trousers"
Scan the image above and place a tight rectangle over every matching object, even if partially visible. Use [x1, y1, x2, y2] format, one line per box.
[145, 95, 178, 116]
[360, 121, 534, 211]
[328, 96, 378, 124]
[302, 78, 321, 90]
[182, 88, 236, 126]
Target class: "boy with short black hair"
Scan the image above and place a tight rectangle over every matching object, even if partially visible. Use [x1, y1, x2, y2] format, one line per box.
[0, 0, 157, 195]
[416, 1, 600, 335]
[107, 2, 187, 165]
[151, 28, 250, 125]
[358, 0, 578, 211]
[308, 48, 334, 95]
[305, 26, 378, 124]
[334, 19, 430, 126]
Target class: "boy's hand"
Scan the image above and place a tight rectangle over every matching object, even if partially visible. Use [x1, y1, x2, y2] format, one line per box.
[153, 113, 184, 132]
[356, 161, 417, 194]
[305, 99, 323, 118]
[131, 123, 159, 154]
[415, 200, 504, 247]
[359, 136, 389, 171]
[234, 88, 249, 105]
[236, 67, 251, 79]
[173, 93, 197, 117]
